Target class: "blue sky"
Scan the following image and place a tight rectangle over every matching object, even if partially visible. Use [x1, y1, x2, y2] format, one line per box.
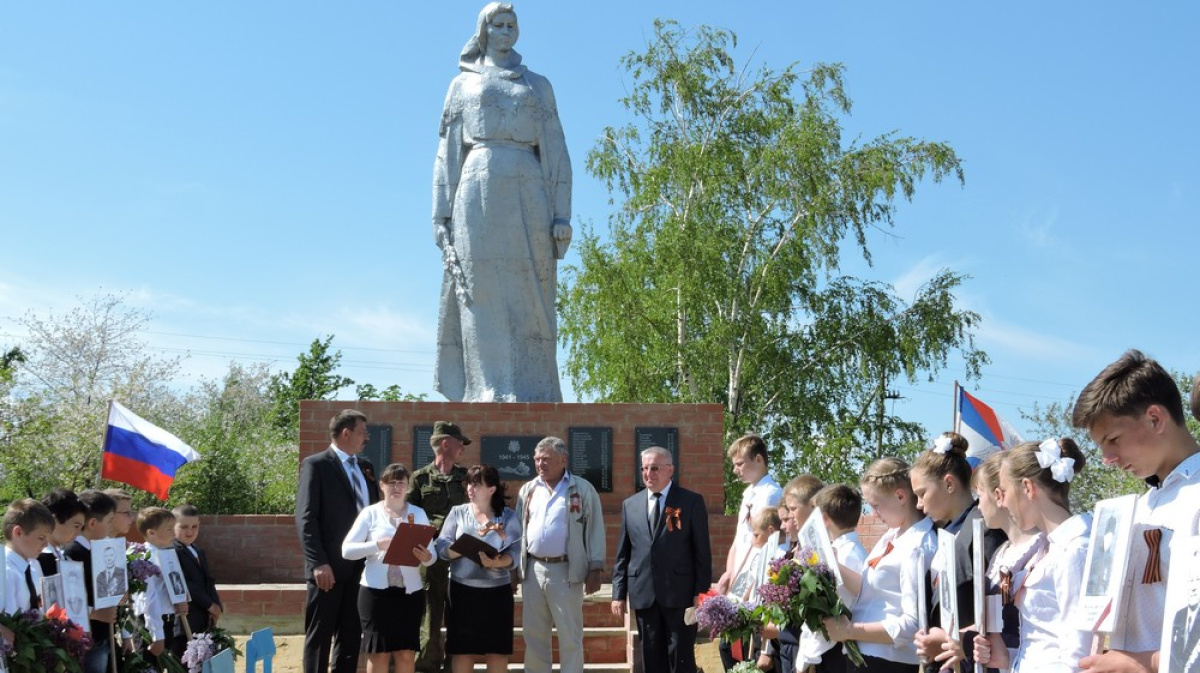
[2, 2, 1197, 441]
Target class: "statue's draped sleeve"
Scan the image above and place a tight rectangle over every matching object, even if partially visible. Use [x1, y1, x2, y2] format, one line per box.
[531, 73, 572, 226]
[432, 76, 466, 225]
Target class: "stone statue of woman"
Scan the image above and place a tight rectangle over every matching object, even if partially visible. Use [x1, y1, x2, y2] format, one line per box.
[431, 2, 571, 403]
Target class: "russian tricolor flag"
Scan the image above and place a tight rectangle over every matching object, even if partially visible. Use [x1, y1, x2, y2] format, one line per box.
[102, 400, 200, 500]
[956, 387, 1024, 466]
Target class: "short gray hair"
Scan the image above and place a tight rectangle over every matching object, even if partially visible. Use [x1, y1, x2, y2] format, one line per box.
[640, 446, 673, 464]
[535, 436, 567, 457]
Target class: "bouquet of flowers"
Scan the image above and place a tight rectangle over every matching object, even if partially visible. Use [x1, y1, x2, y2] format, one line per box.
[693, 590, 759, 644]
[754, 547, 865, 668]
[0, 606, 93, 673]
[181, 628, 241, 673]
[126, 541, 162, 595]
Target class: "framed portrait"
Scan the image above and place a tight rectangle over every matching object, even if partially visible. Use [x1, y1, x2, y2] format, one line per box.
[40, 573, 64, 616]
[1161, 536, 1200, 673]
[60, 560, 90, 632]
[937, 529, 959, 639]
[1075, 494, 1137, 632]
[917, 551, 929, 663]
[91, 537, 127, 609]
[153, 547, 189, 605]
[0, 542, 7, 614]
[799, 507, 843, 586]
[972, 519, 986, 639]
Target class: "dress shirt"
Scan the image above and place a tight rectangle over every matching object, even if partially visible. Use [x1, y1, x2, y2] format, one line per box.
[832, 531, 869, 605]
[1012, 513, 1092, 673]
[341, 501, 435, 592]
[4, 546, 42, 614]
[854, 517, 936, 665]
[1110, 451, 1200, 652]
[436, 504, 521, 588]
[525, 472, 573, 558]
[328, 445, 370, 510]
[133, 547, 175, 642]
[647, 482, 672, 532]
[733, 474, 782, 559]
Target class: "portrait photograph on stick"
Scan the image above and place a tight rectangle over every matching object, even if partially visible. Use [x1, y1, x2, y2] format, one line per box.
[60, 559, 90, 632]
[1162, 537, 1200, 673]
[799, 506, 843, 585]
[153, 546, 189, 605]
[1075, 494, 1137, 632]
[937, 528, 960, 641]
[91, 536, 127, 609]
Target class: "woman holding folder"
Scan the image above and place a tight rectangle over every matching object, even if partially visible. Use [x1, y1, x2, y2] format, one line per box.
[436, 464, 521, 673]
[342, 463, 436, 673]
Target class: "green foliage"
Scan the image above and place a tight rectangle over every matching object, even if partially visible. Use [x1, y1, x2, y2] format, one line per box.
[0, 293, 182, 501]
[356, 383, 426, 402]
[266, 335, 354, 436]
[562, 20, 985, 496]
[167, 362, 297, 514]
[1020, 370, 1199, 512]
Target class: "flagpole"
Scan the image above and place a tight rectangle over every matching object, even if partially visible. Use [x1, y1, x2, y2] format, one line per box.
[98, 399, 113, 488]
[952, 381, 961, 434]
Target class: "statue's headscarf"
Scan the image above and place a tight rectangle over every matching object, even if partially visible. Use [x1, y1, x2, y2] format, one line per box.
[460, 2, 519, 67]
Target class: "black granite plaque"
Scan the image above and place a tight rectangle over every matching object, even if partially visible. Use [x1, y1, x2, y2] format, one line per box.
[481, 436, 542, 481]
[634, 426, 680, 489]
[411, 425, 435, 469]
[363, 424, 393, 475]
[568, 427, 613, 493]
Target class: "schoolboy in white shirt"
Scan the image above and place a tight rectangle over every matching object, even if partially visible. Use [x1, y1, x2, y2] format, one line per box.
[1071, 350, 1200, 673]
[717, 434, 782, 595]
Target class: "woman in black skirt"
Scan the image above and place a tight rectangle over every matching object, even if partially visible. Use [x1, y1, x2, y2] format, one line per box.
[436, 464, 521, 673]
[342, 463, 436, 673]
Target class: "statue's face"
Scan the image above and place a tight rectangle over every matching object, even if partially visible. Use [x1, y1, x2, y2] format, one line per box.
[486, 12, 518, 53]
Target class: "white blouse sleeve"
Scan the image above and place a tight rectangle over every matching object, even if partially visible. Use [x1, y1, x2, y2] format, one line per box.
[342, 506, 381, 561]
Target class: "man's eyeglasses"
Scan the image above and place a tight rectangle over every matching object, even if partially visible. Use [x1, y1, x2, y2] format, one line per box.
[640, 465, 671, 473]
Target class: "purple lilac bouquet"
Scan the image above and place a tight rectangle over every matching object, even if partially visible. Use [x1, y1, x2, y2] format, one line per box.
[0, 607, 92, 673]
[754, 547, 865, 668]
[693, 591, 759, 644]
[126, 541, 162, 594]
[181, 629, 239, 673]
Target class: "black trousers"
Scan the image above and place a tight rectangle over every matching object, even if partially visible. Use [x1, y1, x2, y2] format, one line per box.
[635, 601, 697, 673]
[304, 579, 362, 673]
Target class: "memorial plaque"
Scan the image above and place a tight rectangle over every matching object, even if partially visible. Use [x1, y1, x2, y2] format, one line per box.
[481, 436, 542, 481]
[568, 427, 613, 493]
[634, 427, 680, 489]
[363, 424, 393, 474]
[411, 425, 435, 469]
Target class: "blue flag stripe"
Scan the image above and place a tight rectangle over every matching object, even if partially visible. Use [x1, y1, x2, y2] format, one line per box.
[104, 424, 191, 478]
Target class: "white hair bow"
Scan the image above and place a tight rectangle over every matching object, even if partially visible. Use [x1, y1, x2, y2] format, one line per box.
[1036, 438, 1075, 483]
[931, 436, 953, 454]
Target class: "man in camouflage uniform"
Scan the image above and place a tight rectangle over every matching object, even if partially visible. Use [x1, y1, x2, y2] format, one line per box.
[407, 421, 469, 673]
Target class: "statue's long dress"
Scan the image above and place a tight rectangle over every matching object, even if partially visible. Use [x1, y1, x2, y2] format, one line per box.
[432, 56, 571, 402]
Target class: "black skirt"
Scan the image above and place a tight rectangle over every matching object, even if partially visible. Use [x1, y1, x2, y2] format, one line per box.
[445, 581, 514, 655]
[358, 586, 425, 653]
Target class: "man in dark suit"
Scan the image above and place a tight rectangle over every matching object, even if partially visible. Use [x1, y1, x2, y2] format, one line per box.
[611, 446, 712, 673]
[296, 409, 379, 673]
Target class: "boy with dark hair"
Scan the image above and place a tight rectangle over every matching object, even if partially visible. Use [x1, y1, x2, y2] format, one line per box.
[38, 488, 88, 576]
[135, 507, 188, 658]
[67, 490, 120, 673]
[168, 504, 222, 659]
[1071, 349, 1200, 673]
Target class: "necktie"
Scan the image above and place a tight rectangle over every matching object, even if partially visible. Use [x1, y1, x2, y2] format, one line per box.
[649, 492, 662, 536]
[348, 456, 367, 509]
[25, 564, 41, 610]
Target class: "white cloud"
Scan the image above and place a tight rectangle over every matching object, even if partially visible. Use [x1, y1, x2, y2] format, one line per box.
[1016, 206, 1061, 250]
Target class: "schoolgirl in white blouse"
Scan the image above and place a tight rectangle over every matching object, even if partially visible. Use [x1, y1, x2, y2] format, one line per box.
[974, 438, 1092, 673]
[825, 457, 936, 673]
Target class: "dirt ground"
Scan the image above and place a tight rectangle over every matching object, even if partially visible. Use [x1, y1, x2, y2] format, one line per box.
[253, 635, 725, 672]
